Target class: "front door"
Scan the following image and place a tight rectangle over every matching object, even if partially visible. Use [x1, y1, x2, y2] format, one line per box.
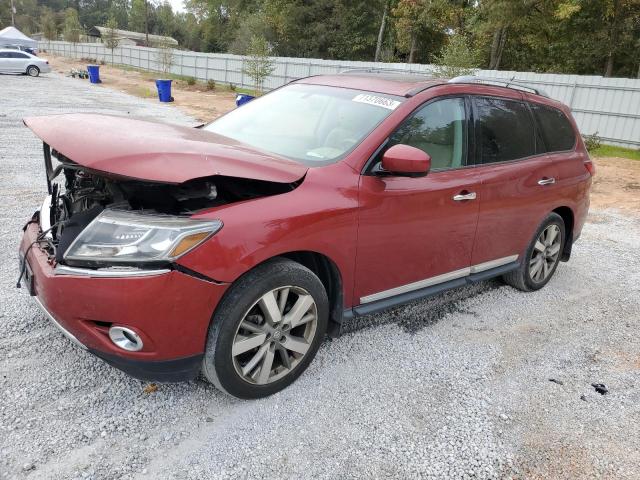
[354, 97, 480, 306]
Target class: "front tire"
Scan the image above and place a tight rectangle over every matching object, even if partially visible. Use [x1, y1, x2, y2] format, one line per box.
[27, 65, 40, 77]
[202, 258, 328, 399]
[502, 212, 565, 292]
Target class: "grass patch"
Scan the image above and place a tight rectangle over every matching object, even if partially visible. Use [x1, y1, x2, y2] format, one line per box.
[133, 85, 158, 99]
[591, 144, 640, 161]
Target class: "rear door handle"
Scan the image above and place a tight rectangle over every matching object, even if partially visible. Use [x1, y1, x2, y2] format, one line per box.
[538, 177, 556, 185]
[453, 192, 477, 201]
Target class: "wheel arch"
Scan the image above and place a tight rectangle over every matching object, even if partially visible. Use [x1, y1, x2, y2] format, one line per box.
[276, 251, 344, 337]
[552, 206, 574, 261]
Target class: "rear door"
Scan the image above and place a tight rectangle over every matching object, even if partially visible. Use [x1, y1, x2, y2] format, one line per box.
[469, 95, 560, 267]
[354, 96, 480, 306]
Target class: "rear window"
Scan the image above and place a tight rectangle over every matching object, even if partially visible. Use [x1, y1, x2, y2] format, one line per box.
[475, 97, 536, 164]
[531, 103, 576, 152]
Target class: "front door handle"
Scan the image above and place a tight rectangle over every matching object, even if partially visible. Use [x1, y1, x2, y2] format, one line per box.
[538, 177, 556, 185]
[453, 191, 477, 201]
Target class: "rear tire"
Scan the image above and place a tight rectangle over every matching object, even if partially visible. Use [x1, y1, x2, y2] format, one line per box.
[27, 65, 40, 77]
[202, 258, 328, 399]
[502, 212, 565, 292]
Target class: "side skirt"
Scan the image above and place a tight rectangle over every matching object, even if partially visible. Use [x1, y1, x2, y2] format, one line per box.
[341, 261, 520, 324]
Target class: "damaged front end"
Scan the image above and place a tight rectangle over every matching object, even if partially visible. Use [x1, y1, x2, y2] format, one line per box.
[36, 143, 301, 271]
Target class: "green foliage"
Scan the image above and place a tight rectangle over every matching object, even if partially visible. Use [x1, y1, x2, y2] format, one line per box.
[186, 76, 196, 85]
[206, 79, 216, 90]
[243, 35, 275, 95]
[583, 132, 602, 152]
[433, 34, 479, 78]
[128, 0, 148, 35]
[103, 15, 120, 51]
[63, 8, 82, 45]
[41, 7, 58, 41]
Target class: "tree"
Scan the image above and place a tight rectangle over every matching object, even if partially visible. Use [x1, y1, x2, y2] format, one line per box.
[243, 35, 275, 95]
[155, 37, 174, 76]
[41, 7, 58, 41]
[63, 7, 82, 56]
[129, 0, 147, 34]
[156, 1, 175, 36]
[103, 15, 120, 65]
[433, 34, 479, 77]
[392, 0, 447, 63]
[375, 0, 391, 62]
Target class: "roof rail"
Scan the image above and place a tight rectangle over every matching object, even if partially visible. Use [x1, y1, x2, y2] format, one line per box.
[339, 67, 434, 77]
[448, 75, 550, 98]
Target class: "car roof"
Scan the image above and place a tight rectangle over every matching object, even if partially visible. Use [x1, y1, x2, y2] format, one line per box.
[296, 72, 445, 98]
[295, 71, 558, 103]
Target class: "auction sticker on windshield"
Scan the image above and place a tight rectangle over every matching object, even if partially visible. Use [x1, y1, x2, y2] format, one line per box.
[352, 94, 401, 110]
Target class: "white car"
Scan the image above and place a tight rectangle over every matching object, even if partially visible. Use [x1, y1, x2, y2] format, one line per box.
[0, 49, 51, 76]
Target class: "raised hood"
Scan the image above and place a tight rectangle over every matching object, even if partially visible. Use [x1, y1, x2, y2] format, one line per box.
[23, 113, 308, 184]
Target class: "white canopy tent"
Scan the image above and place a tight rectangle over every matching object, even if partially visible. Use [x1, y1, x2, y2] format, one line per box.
[0, 26, 37, 48]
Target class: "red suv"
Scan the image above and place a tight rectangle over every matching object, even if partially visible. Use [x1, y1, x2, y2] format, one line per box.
[18, 73, 592, 398]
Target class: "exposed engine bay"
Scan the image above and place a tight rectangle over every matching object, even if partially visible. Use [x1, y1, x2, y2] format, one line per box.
[39, 143, 301, 264]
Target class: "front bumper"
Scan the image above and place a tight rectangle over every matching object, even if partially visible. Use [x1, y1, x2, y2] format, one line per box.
[19, 222, 229, 382]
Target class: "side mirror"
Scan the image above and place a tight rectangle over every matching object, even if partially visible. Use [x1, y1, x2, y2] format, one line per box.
[381, 144, 431, 177]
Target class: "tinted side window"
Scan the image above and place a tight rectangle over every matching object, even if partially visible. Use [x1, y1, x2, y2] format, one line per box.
[475, 97, 536, 163]
[531, 103, 576, 152]
[388, 97, 467, 170]
[12, 52, 29, 58]
[0, 52, 10, 58]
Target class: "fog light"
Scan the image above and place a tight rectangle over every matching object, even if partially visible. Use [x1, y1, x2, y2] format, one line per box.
[108, 326, 143, 352]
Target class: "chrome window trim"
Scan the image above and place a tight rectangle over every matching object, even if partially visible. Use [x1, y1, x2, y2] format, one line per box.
[360, 255, 519, 304]
[54, 265, 171, 278]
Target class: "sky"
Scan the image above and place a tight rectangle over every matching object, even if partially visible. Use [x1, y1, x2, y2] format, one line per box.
[167, 0, 185, 13]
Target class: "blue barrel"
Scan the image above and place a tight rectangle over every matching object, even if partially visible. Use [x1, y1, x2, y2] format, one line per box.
[235, 94, 255, 107]
[87, 65, 101, 84]
[155, 79, 174, 102]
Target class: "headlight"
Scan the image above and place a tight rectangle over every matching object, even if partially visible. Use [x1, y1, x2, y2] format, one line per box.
[64, 209, 222, 266]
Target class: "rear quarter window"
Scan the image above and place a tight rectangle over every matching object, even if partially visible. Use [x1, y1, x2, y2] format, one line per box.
[531, 103, 576, 152]
[474, 97, 536, 164]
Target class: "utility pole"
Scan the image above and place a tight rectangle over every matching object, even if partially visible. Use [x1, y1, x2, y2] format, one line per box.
[10, 0, 16, 26]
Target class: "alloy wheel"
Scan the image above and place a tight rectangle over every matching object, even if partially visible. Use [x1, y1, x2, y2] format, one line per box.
[231, 286, 318, 385]
[529, 224, 562, 283]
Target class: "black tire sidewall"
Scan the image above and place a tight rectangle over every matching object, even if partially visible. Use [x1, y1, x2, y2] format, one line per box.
[522, 213, 565, 291]
[203, 259, 329, 399]
[27, 66, 39, 77]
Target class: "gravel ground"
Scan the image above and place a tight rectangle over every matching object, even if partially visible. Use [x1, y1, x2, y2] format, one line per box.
[1, 72, 639, 480]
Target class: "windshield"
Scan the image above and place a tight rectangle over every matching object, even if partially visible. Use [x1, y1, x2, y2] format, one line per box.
[203, 84, 404, 166]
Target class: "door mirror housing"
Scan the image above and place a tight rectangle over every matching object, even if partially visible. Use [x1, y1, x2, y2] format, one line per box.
[380, 144, 431, 177]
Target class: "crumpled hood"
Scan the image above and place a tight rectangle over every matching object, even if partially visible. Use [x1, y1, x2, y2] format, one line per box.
[23, 113, 308, 184]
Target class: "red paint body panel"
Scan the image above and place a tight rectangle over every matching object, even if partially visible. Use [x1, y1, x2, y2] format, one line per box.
[23, 113, 307, 184]
[21, 223, 227, 360]
[470, 156, 560, 265]
[382, 144, 431, 174]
